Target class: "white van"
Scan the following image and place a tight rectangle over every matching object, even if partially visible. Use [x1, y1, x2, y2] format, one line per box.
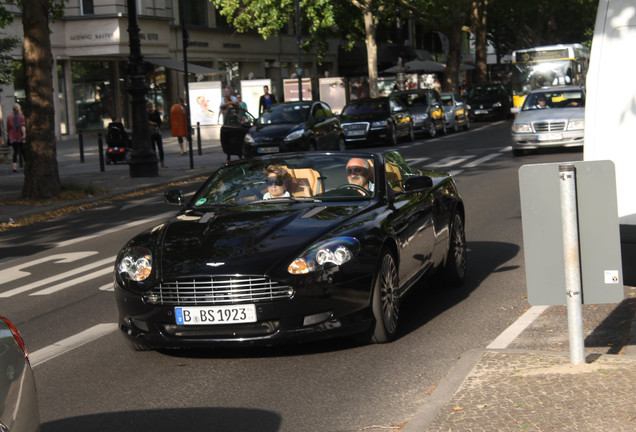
[585, 0, 636, 285]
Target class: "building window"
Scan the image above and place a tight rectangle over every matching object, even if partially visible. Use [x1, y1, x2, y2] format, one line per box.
[180, 0, 207, 27]
[80, 0, 94, 15]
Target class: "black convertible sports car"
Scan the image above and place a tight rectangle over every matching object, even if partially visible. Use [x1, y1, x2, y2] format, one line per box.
[114, 151, 466, 350]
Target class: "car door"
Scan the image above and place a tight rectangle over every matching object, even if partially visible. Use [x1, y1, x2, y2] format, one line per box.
[383, 152, 436, 289]
[389, 97, 409, 137]
[310, 102, 331, 149]
[318, 102, 341, 149]
[220, 107, 255, 156]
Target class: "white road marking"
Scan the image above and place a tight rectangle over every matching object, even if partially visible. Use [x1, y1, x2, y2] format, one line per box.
[427, 155, 473, 168]
[54, 212, 173, 248]
[0, 252, 98, 285]
[487, 305, 549, 349]
[462, 153, 501, 168]
[0, 256, 114, 298]
[31, 265, 114, 296]
[30, 323, 118, 367]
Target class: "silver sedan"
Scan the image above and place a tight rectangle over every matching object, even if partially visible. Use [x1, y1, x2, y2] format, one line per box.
[511, 86, 585, 156]
[1, 316, 40, 432]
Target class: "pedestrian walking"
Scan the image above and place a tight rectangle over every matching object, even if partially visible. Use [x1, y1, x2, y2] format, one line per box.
[171, 98, 188, 155]
[258, 85, 277, 115]
[147, 101, 167, 168]
[7, 103, 25, 172]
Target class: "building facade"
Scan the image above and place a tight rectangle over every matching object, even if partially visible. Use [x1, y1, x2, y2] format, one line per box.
[0, 0, 339, 139]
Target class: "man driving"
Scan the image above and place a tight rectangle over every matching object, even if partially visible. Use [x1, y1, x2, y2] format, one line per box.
[346, 158, 374, 193]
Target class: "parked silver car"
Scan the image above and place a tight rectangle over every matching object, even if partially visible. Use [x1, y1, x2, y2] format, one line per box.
[440, 92, 470, 132]
[1, 316, 41, 432]
[511, 86, 585, 156]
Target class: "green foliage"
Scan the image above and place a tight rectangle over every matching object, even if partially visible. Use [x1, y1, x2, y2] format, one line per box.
[0, 35, 19, 84]
[0, 0, 68, 27]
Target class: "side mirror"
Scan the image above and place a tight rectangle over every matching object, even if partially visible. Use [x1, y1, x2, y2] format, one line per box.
[403, 176, 433, 193]
[164, 189, 185, 206]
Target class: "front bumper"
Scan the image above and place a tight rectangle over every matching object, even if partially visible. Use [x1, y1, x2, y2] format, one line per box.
[511, 131, 584, 150]
[115, 274, 374, 349]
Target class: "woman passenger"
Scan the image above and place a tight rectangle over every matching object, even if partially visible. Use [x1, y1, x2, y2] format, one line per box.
[263, 165, 291, 199]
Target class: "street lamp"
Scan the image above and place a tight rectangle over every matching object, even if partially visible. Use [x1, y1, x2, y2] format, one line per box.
[126, 0, 158, 177]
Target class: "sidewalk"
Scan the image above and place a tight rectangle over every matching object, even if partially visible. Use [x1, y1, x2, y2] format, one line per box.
[0, 131, 229, 223]
[1, 133, 635, 431]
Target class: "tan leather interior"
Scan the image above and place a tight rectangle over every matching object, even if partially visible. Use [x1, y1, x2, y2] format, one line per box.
[287, 168, 321, 197]
[385, 163, 403, 191]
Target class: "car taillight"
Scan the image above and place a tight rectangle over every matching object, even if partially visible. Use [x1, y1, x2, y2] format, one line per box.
[1, 316, 30, 361]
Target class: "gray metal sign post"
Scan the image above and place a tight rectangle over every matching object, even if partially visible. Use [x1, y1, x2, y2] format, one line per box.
[519, 160, 624, 365]
[559, 165, 585, 365]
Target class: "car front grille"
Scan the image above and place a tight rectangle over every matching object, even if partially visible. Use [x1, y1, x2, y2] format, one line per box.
[162, 321, 279, 338]
[342, 122, 370, 136]
[144, 276, 294, 306]
[533, 121, 566, 132]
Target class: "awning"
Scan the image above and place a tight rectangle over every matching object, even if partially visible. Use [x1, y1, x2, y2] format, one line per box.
[146, 58, 224, 76]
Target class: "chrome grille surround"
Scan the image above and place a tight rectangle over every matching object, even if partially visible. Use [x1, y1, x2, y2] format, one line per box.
[533, 120, 566, 133]
[342, 122, 370, 134]
[144, 276, 294, 306]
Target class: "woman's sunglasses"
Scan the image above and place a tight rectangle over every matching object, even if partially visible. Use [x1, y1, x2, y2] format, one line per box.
[266, 178, 284, 186]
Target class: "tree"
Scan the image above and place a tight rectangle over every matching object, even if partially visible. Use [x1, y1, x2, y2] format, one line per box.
[470, 0, 488, 84]
[211, 0, 396, 97]
[0, 0, 66, 199]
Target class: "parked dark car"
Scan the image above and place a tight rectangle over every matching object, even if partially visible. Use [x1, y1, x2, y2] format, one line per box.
[440, 92, 470, 132]
[340, 97, 414, 146]
[466, 83, 512, 121]
[220, 107, 256, 159]
[391, 89, 446, 137]
[242, 101, 345, 157]
[114, 150, 466, 350]
[1, 315, 41, 432]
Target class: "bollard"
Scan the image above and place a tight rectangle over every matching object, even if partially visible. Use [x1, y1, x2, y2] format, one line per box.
[79, 130, 85, 163]
[197, 122, 202, 155]
[188, 134, 194, 169]
[98, 133, 105, 172]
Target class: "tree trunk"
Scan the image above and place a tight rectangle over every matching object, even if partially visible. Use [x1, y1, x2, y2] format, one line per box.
[443, 26, 462, 92]
[471, 0, 488, 85]
[361, 4, 378, 98]
[22, 0, 60, 199]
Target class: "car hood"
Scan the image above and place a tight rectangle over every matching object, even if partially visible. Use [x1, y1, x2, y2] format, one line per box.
[155, 203, 367, 277]
[515, 107, 584, 122]
[249, 123, 303, 142]
[340, 112, 388, 123]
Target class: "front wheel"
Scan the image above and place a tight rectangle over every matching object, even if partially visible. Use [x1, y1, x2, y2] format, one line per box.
[408, 122, 415, 141]
[426, 120, 437, 138]
[370, 250, 400, 343]
[442, 212, 467, 287]
[387, 123, 398, 146]
[338, 136, 346, 151]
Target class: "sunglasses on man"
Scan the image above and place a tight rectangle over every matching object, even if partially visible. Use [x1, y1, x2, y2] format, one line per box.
[347, 166, 367, 176]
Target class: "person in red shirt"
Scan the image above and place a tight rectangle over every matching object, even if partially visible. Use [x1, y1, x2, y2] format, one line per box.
[7, 103, 25, 172]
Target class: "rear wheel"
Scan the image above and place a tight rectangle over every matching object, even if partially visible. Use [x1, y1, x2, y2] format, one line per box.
[442, 212, 467, 287]
[371, 250, 400, 343]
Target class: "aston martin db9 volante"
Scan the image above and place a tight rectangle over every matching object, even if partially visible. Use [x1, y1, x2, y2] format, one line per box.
[114, 151, 466, 350]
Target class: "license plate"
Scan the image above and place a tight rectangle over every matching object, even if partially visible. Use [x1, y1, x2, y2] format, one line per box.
[175, 305, 257, 325]
[474, 109, 488, 115]
[257, 146, 279, 154]
[346, 130, 365, 137]
[537, 133, 563, 141]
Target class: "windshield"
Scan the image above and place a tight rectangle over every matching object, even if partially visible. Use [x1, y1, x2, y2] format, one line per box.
[191, 154, 379, 207]
[468, 85, 503, 99]
[342, 99, 388, 116]
[522, 89, 585, 111]
[440, 94, 455, 106]
[512, 59, 574, 96]
[258, 103, 310, 125]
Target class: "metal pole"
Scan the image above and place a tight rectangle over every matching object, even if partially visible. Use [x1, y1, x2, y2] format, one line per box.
[98, 133, 105, 172]
[197, 122, 202, 155]
[295, 0, 302, 101]
[559, 164, 585, 365]
[79, 130, 85, 163]
[181, 10, 194, 170]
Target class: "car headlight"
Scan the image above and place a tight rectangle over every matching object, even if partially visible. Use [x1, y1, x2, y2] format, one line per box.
[466, 104, 471, 110]
[371, 120, 389, 128]
[512, 123, 532, 133]
[414, 113, 428, 121]
[244, 134, 255, 145]
[118, 247, 153, 281]
[567, 119, 584, 130]
[284, 129, 304, 142]
[493, 102, 502, 108]
[288, 237, 361, 275]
